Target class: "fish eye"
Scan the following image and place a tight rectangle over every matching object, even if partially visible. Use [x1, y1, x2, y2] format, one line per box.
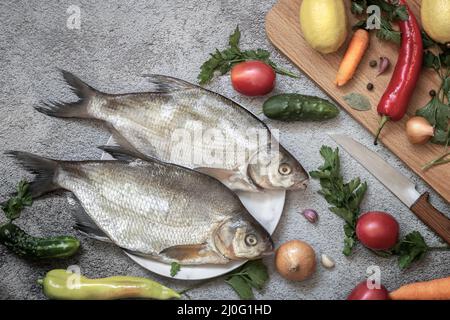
[245, 234, 258, 246]
[278, 163, 292, 175]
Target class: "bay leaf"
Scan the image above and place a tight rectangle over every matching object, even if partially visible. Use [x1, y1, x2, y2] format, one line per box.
[343, 93, 371, 111]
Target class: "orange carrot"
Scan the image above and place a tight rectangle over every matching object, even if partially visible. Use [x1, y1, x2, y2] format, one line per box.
[389, 276, 450, 300]
[335, 29, 370, 86]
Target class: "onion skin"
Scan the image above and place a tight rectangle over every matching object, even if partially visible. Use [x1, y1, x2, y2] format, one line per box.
[275, 240, 316, 281]
[406, 116, 434, 144]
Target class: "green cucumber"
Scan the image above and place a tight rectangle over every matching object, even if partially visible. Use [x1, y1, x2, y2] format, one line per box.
[0, 223, 80, 259]
[263, 94, 339, 121]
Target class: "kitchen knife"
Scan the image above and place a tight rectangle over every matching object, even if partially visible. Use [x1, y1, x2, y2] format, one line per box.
[330, 134, 450, 245]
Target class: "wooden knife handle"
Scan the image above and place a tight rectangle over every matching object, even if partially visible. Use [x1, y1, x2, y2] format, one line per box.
[410, 192, 450, 245]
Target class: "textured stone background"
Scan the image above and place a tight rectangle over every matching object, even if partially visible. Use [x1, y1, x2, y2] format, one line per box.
[0, 0, 448, 300]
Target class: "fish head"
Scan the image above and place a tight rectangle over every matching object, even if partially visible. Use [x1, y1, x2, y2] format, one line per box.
[247, 145, 309, 190]
[213, 216, 274, 260]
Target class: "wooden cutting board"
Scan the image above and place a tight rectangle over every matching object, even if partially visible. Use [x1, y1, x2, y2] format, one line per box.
[266, 0, 449, 203]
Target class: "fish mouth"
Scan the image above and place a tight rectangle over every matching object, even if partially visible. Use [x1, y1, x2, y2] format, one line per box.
[287, 178, 309, 190]
[261, 250, 275, 257]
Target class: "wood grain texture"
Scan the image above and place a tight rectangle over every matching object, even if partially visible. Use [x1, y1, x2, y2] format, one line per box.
[266, 0, 449, 202]
[411, 193, 450, 244]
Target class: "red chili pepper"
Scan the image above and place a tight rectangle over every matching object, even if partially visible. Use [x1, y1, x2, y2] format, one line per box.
[374, 0, 423, 145]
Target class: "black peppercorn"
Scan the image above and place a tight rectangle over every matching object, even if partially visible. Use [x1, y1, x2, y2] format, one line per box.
[369, 60, 377, 68]
[429, 89, 436, 97]
[367, 83, 374, 91]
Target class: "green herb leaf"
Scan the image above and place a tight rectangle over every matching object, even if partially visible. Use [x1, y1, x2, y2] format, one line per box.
[225, 260, 268, 299]
[343, 93, 372, 111]
[390, 5, 408, 21]
[416, 96, 450, 145]
[423, 51, 441, 70]
[376, 21, 401, 44]
[310, 146, 367, 255]
[198, 26, 299, 84]
[351, 0, 367, 15]
[343, 224, 357, 256]
[392, 231, 429, 269]
[421, 31, 436, 49]
[170, 262, 181, 277]
[228, 26, 241, 51]
[1, 180, 33, 221]
[226, 275, 254, 299]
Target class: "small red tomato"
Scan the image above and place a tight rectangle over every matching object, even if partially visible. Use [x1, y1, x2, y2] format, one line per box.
[347, 281, 390, 300]
[230, 61, 276, 96]
[356, 211, 399, 250]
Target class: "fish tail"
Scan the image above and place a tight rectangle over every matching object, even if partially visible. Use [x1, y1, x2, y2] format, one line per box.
[6, 151, 60, 198]
[34, 70, 98, 118]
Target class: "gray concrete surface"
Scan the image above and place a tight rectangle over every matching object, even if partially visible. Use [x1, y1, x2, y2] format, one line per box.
[0, 0, 448, 300]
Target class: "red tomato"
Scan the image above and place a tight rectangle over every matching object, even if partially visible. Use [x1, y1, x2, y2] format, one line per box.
[230, 61, 276, 96]
[347, 281, 390, 300]
[356, 211, 399, 250]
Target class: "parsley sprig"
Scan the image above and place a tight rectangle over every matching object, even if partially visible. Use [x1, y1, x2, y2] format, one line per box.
[1, 180, 32, 221]
[198, 26, 299, 85]
[351, 0, 409, 44]
[310, 146, 367, 256]
[225, 260, 269, 299]
[170, 262, 181, 277]
[416, 35, 450, 169]
[311, 146, 449, 269]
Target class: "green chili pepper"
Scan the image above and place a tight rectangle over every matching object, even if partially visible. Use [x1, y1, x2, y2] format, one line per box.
[38, 269, 181, 300]
[0, 223, 80, 259]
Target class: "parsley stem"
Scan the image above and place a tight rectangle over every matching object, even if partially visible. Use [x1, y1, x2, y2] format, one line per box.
[272, 66, 300, 78]
[428, 246, 450, 252]
[422, 151, 450, 170]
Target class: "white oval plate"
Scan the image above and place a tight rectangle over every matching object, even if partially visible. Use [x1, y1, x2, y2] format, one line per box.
[68, 137, 286, 280]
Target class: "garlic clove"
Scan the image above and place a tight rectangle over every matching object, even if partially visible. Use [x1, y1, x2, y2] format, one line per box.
[301, 209, 318, 223]
[321, 254, 335, 269]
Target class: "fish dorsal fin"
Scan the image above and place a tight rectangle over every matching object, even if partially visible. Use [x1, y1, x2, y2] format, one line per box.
[142, 74, 196, 93]
[72, 205, 111, 243]
[159, 244, 229, 264]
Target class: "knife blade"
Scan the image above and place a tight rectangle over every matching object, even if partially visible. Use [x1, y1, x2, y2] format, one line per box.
[330, 134, 450, 245]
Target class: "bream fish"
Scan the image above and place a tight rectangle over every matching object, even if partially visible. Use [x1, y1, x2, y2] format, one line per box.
[7, 149, 273, 265]
[35, 71, 309, 192]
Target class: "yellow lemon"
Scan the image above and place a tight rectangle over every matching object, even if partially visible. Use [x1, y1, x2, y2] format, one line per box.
[421, 0, 450, 44]
[299, 0, 348, 54]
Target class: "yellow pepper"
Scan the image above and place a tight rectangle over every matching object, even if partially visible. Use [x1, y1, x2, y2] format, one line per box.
[38, 269, 181, 300]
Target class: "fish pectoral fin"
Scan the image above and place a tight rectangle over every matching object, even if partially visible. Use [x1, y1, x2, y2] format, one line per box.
[160, 244, 228, 264]
[73, 206, 112, 243]
[194, 167, 236, 181]
[141, 74, 196, 93]
[194, 167, 260, 192]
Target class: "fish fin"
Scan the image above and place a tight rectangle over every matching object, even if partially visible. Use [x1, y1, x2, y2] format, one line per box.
[194, 167, 259, 192]
[108, 127, 160, 158]
[142, 74, 196, 93]
[34, 70, 98, 119]
[194, 167, 236, 181]
[5, 151, 60, 198]
[159, 243, 227, 264]
[72, 207, 112, 243]
[98, 145, 155, 163]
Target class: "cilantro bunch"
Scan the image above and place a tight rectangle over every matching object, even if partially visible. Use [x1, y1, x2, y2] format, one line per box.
[198, 26, 299, 85]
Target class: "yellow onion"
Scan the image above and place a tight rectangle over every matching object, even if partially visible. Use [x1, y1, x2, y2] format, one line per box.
[405, 116, 434, 144]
